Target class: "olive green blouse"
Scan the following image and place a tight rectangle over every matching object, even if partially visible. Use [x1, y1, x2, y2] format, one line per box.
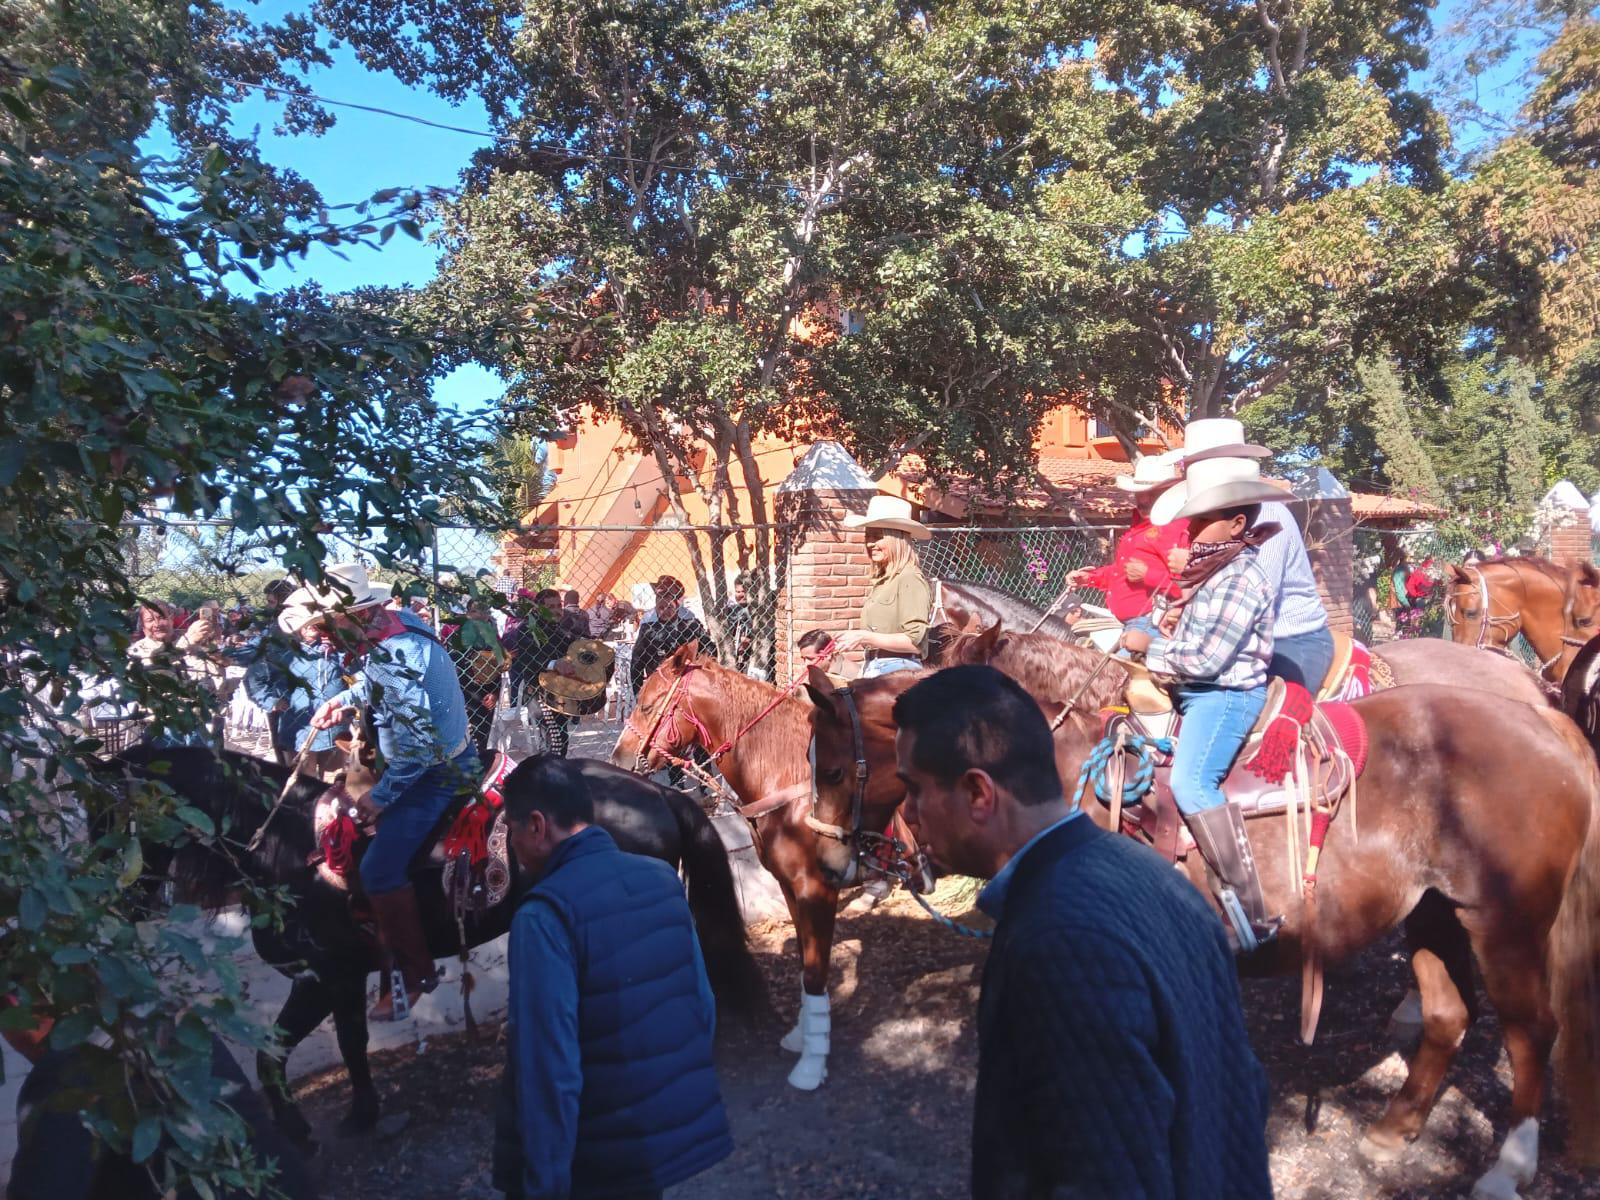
[860, 565, 933, 657]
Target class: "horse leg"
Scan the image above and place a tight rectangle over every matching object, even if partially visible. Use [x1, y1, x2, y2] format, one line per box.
[1363, 905, 1476, 1158]
[772, 873, 808, 1055]
[1468, 939, 1557, 1200]
[258, 972, 336, 1149]
[330, 969, 381, 1135]
[787, 863, 840, 1091]
[1390, 893, 1476, 1040]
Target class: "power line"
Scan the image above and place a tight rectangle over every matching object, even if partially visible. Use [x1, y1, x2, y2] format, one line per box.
[218, 75, 1193, 243]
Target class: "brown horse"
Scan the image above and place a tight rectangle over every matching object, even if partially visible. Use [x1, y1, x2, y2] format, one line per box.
[804, 640, 1600, 1199]
[611, 642, 853, 1091]
[1446, 557, 1600, 683]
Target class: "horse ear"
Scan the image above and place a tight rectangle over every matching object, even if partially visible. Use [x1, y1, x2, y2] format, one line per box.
[1448, 563, 1473, 585]
[973, 620, 1004, 657]
[666, 640, 700, 671]
[801, 665, 841, 717]
[1575, 563, 1600, 590]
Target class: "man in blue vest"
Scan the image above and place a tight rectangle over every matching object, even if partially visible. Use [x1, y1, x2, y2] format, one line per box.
[494, 756, 732, 1200]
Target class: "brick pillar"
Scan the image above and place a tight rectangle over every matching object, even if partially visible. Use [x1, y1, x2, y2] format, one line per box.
[1302, 496, 1354, 636]
[774, 486, 876, 685]
[1549, 509, 1593, 568]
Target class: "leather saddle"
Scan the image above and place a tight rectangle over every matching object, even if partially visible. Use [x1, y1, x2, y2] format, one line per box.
[311, 751, 517, 901]
[1109, 676, 1368, 866]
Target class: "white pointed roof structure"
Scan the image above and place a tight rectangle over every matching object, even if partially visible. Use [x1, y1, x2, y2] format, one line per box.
[776, 441, 879, 493]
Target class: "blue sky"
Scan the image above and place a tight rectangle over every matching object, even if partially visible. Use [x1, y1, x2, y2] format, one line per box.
[207, 0, 1532, 417]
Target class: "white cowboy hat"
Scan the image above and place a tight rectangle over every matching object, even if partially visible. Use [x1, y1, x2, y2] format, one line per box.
[842, 494, 931, 541]
[1114, 449, 1182, 493]
[277, 563, 388, 634]
[1150, 420, 1282, 526]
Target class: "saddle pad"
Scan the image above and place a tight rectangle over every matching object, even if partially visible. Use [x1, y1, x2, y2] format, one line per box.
[1316, 701, 1368, 775]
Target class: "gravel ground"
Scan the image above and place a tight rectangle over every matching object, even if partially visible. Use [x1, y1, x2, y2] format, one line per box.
[288, 879, 1595, 1200]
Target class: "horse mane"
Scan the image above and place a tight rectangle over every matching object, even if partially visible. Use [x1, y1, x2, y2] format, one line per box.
[939, 627, 1130, 715]
[1470, 556, 1571, 585]
[679, 657, 811, 787]
[936, 579, 1078, 641]
[113, 746, 323, 911]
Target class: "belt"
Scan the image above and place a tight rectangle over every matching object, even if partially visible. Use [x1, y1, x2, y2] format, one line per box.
[863, 650, 922, 663]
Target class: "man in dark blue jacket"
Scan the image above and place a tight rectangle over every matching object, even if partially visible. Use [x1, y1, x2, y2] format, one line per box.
[494, 756, 732, 1200]
[892, 665, 1272, 1200]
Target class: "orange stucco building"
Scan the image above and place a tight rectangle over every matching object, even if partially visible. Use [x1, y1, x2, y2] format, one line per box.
[512, 400, 1170, 604]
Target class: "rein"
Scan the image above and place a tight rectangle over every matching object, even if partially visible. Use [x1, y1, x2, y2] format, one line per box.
[625, 664, 812, 818]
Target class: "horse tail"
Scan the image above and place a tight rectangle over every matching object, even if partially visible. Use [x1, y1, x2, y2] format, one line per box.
[1550, 714, 1600, 1164]
[662, 786, 769, 1021]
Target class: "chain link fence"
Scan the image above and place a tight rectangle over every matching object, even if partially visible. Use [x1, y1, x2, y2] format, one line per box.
[916, 525, 1121, 614]
[1349, 525, 1544, 667]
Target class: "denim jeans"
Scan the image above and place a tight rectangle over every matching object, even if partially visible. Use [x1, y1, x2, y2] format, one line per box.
[1269, 626, 1336, 693]
[1171, 685, 1268, 815]
[359, 746, 481, 894]
[861, 656, 921, 678]
[1121, 614, 1159, 637]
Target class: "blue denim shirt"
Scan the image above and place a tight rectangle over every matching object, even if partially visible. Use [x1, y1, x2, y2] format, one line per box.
[977, 811, 1084, 920]
[328, 609, 468, 807]
[243, 637, 348, 753]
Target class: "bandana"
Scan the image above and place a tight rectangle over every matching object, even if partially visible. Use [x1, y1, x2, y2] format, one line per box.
[1159, 522, 1281, 635]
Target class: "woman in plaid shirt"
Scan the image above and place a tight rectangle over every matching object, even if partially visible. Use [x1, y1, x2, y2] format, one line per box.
[1122, 459, 1284, 952]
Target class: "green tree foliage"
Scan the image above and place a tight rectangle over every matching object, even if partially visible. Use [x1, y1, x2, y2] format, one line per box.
[0, 55, 491, 1194]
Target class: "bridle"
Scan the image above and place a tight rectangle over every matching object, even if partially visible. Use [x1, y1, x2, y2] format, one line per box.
[623, 662, 813, 817]
[1446, 562, 1586, 682]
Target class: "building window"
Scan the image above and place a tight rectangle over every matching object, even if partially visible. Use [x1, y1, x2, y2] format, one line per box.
[1092, 417, 1147, 440]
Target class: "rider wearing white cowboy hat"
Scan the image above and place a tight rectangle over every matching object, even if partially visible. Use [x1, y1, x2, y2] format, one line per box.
[836, 496, 933, 678]
[1153, 419, 1336, 693]
[1121, 436, 1285, 952]
[1066, 449, 1188, 636]
[300, 563, 477, 1020]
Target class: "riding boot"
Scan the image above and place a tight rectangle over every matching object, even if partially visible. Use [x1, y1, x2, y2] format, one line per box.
[1184, 804, 1281, 953]
[366, 883, 438, 1021]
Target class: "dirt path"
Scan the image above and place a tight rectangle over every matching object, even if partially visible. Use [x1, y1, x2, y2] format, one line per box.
[293, 882, 1592, 1199]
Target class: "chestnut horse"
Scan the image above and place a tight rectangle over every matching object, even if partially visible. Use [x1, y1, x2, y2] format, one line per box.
[804, 643, 1600, 1200]
[612, 642, 852, 1091]
[1446, 557, 1600, 684]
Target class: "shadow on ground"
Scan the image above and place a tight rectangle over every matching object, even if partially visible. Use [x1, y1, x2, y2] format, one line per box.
[291, 884, 1594, 1199]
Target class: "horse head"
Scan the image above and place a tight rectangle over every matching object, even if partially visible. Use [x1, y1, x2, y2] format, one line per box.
[800, 666, 916, 886]
[1565, 564, 1600, 676]
[612, 640, 706, 771]
[1444, 562, 1514, 651]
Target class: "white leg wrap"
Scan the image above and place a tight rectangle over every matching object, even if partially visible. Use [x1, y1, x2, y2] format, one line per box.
[1472, 1117, 1539, 1200]
[779, 982, 807, 1054]
[786, 990, 831, 1091]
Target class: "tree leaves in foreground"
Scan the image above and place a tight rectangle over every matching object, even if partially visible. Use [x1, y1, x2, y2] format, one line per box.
[1, 62, 492, 1196]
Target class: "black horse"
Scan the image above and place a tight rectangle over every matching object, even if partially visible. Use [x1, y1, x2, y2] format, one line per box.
[107, 746, 764, 1147]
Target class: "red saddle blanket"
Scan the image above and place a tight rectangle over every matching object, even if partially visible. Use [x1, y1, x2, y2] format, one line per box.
[315, 751, 515, 888]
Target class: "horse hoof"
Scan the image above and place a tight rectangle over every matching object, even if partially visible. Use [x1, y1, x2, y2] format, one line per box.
[786, 1055, 827, 1090]
[1358, 1132, 1407, 1164]
[338, 1107, 380, 1137]
[779, 1025, 803, 1054]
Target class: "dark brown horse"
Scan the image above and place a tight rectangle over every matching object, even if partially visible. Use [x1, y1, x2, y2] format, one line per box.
[611, 642, 848, 1091]
[1446, 557, 1600, 683]
[805, 639, 1600, 1198]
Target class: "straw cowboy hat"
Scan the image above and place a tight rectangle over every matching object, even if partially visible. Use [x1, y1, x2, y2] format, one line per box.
[1114, 449, 1183, 494]
[842, 495, 931, 541]
[278, 563, 388, 634]
[1150, 419, 1284, 526]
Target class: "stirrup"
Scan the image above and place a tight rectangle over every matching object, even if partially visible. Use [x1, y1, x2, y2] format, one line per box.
[1219, 888, 1281, 954]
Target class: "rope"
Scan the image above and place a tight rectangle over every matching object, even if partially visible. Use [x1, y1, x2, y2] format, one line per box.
[1069, 731, 1172, 812]
[909, 889, 994, 940]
